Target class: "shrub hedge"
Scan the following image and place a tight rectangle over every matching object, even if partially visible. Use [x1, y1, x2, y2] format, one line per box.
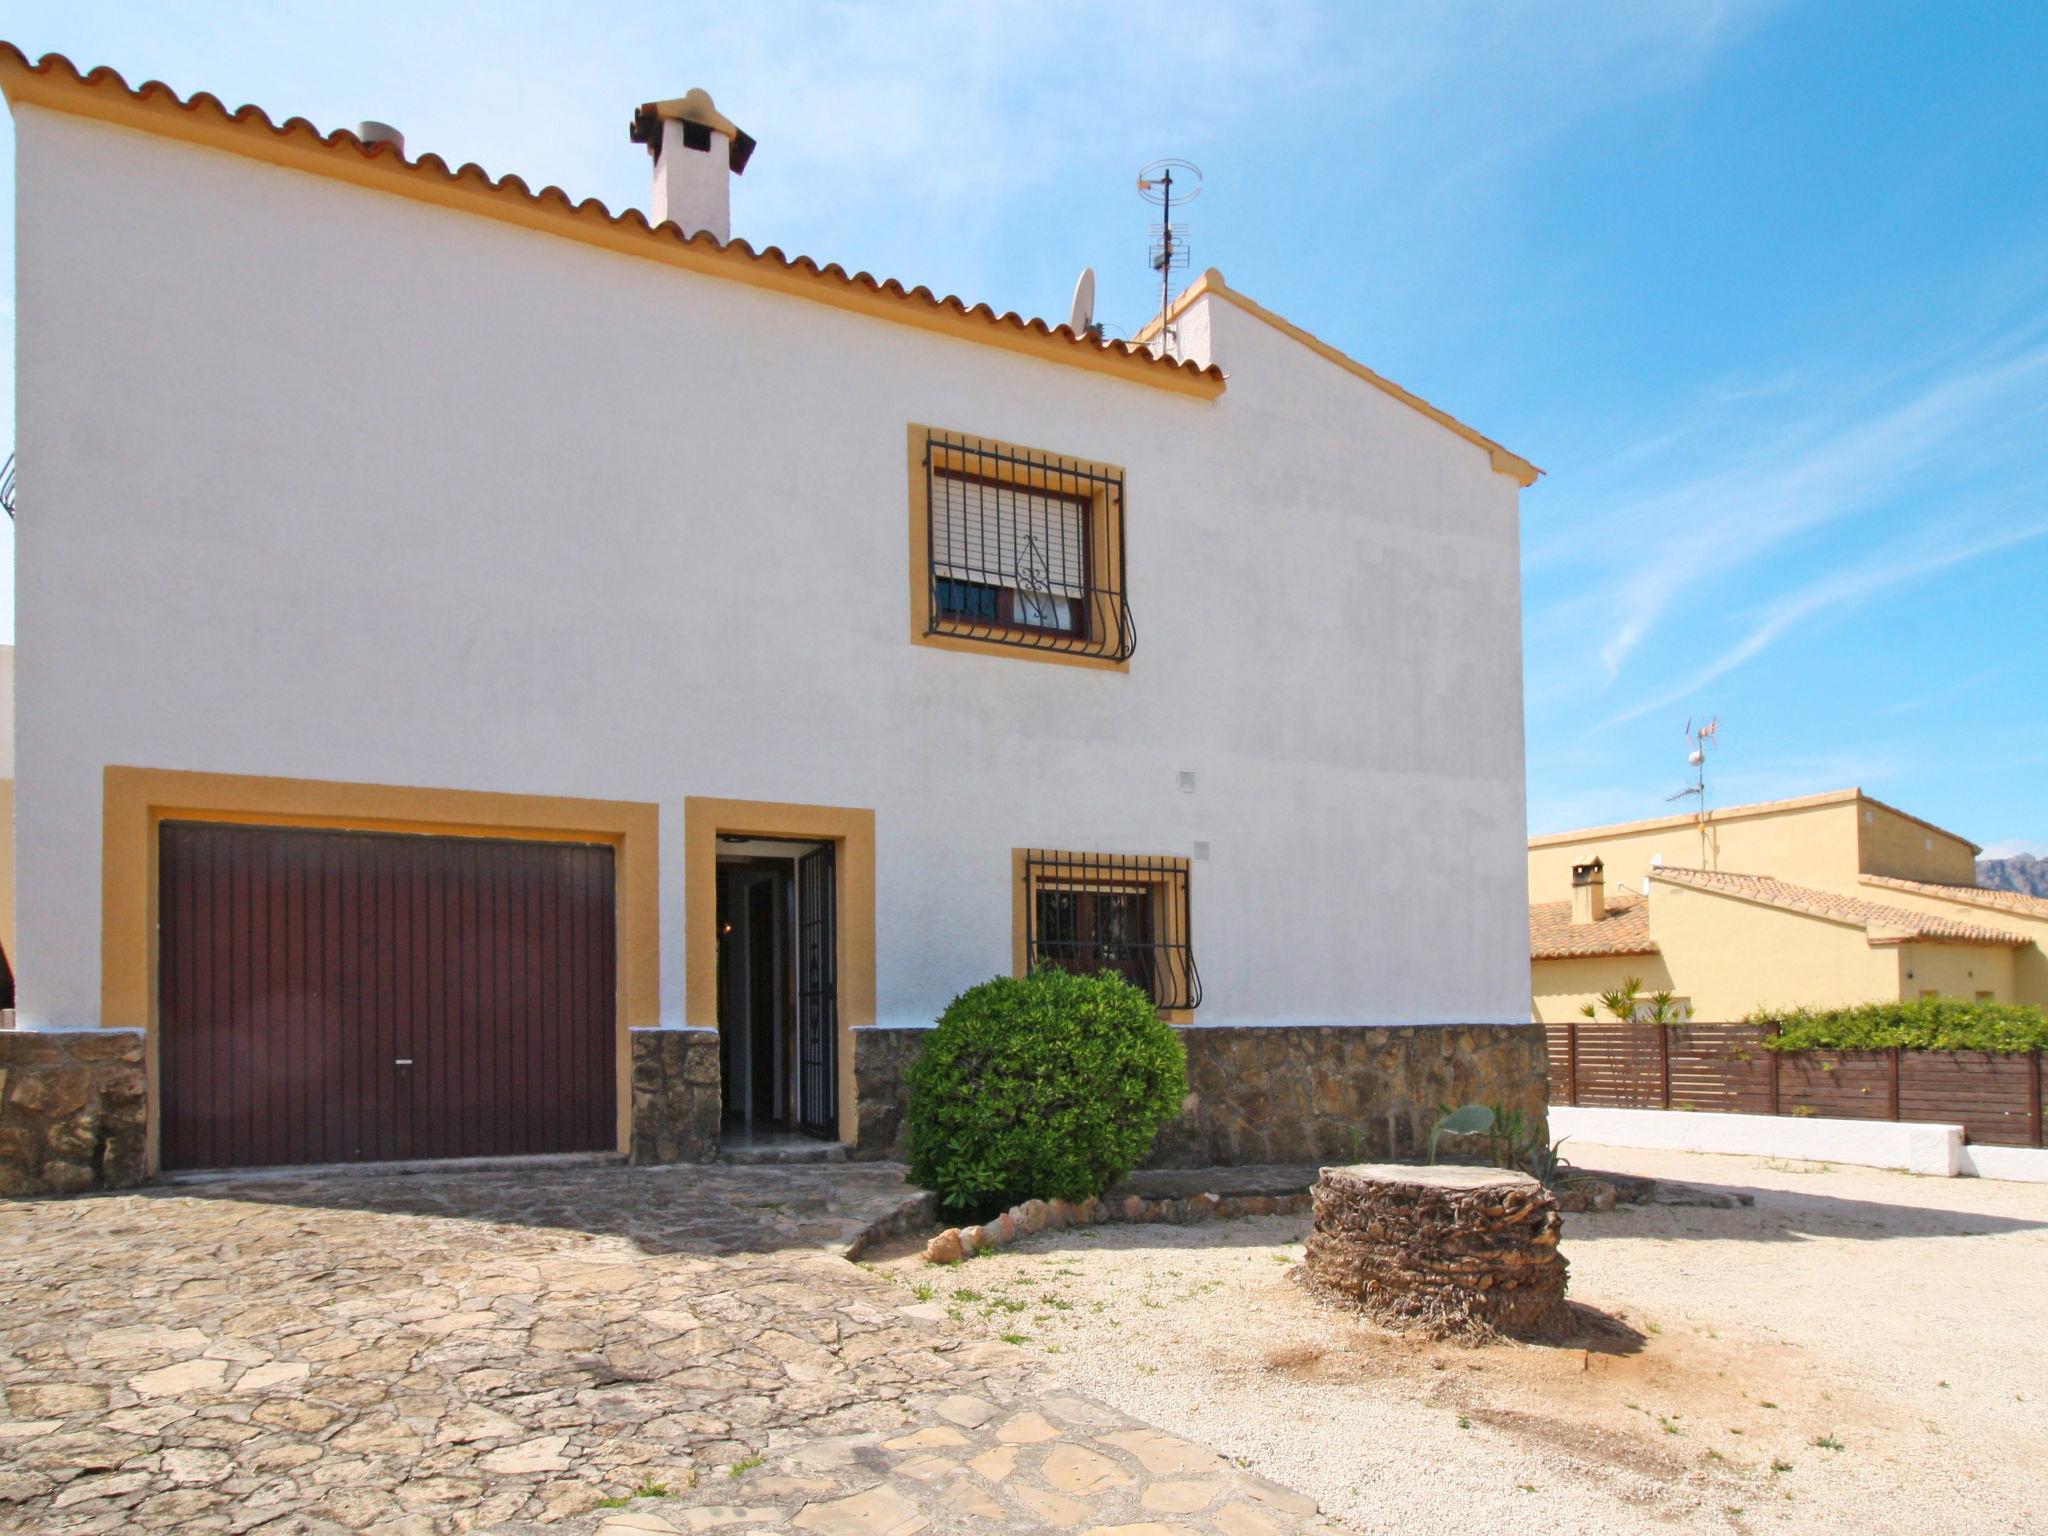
[1748, 997, 2048, 1053]
[905, 968, 1189, 1213]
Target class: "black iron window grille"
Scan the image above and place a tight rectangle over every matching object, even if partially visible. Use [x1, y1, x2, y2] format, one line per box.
[924, 430, 1135, 661]
[1023, 850, 1201, 1011]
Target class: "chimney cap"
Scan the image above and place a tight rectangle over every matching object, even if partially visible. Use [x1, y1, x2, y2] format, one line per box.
[630, 89, 755, 173]
[1571, 858, 1605, 885]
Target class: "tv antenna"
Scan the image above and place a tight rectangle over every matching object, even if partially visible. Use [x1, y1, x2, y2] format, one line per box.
[1663, 717, 1721, 867]
[1067, 266, 1099, 340]
[1136, 158, 1201, 356]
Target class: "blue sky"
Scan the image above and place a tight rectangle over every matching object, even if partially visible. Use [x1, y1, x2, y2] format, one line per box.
[3, 2, 2044, 855]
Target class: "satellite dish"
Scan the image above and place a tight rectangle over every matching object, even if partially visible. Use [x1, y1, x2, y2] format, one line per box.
[1068, 266, 1097, 336]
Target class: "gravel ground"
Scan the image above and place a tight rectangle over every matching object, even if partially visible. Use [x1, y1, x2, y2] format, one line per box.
[872, 1147, 2048, 1535]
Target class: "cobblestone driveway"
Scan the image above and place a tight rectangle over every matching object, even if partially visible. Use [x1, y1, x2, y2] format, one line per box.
[0, 1162, 1333, 1535]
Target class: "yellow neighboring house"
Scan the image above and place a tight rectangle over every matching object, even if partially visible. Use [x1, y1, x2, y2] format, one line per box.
[1529, 789, 2048, 1022]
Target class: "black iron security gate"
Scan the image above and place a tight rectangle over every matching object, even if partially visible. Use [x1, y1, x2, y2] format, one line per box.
[796, 844, 838, 1139]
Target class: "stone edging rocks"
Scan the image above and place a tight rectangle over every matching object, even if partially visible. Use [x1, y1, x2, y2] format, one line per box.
[921, 1187, 1313, 1264]
[842, 1188, 941, 1261]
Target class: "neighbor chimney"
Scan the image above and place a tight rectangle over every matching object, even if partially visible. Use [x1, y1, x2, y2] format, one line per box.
[629, 89, 755, 243]
[1571, 858, 1606, 925]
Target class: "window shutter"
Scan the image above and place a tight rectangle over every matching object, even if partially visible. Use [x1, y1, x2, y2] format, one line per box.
[932, 472, 1087, 598]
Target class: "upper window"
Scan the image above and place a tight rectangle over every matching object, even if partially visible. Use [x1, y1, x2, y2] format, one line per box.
[910, 427, 1134, 666]
[1015, 849, 1200, 1014]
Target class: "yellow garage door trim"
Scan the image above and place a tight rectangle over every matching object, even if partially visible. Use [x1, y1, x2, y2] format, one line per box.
[101, 766, 659, 1171]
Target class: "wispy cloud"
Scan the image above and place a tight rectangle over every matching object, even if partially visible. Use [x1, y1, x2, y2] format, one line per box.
[1598, 521, 2048, 729]
[1524, 325, 2048, 689]
[1622, 344, 2048, 678]
[1882, 666, 2003, 716]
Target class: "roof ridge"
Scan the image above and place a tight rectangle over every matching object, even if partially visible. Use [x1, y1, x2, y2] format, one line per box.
[1862, 873, 2048, 918]
[0, 44, 1226, 398]
[1530, 786, 1981, 853]
[1134, 269, 1539, 486]
[1650, 867, 2026, 946]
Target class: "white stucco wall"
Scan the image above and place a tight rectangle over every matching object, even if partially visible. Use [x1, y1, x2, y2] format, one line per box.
[11, 106, 1530, 1032]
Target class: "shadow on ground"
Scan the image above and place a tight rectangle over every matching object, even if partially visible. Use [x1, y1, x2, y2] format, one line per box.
[95, 1158, 931, 1259]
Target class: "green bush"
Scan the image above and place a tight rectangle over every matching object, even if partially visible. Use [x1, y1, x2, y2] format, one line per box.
[906, 968, 1188, 1213]
[1749, 997, 2048, 1053]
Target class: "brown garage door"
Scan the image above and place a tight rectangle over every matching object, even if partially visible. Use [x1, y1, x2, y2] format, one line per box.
[159, 822, 617, 1171]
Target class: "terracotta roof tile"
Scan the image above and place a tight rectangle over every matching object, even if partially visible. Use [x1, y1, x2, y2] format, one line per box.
[0, 45, 1225, 398]
[1860, 874, 2048, 922]
[1650, 868, 2027, 947]
[1530, 892, 1657, 959]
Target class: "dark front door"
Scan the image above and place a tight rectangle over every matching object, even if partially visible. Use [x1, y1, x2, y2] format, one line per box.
[157, 822, 617, 1171]
[796, 844, 838, 1139]
[717, 862, 791, 1128]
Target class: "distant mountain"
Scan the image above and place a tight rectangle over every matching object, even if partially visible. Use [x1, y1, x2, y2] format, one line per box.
[1978, 852, 2048, 898]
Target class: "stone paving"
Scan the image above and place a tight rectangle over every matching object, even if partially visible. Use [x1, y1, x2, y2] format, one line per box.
[0, 1161, 1338, 1535]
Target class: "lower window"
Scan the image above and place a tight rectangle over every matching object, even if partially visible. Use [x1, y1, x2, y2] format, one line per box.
[1018, 849, 1201, 1012]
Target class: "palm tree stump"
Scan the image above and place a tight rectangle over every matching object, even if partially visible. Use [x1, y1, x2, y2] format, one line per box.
[1302, 1164, 1570, 1340]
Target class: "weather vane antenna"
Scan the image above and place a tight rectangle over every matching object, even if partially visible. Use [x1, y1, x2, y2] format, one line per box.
[1663, 717, 1721, 867]
[1135, 159, 1202, 358]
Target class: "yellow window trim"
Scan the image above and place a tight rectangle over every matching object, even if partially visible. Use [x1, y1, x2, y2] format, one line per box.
[906, 423, 1132, 673]
[682, 796, 876, 1145]
[100, 766, 659, 1172]
[1010, 847, 1195, 1023]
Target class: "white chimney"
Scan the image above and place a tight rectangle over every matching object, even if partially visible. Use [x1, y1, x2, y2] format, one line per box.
[629, 89, 754, 244]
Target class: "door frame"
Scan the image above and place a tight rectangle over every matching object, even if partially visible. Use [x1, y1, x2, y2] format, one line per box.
[684, 797, 876, 1145]
[103, 767, 660, 1175]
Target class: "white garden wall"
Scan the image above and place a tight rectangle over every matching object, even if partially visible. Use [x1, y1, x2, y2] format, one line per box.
[1550, 1105, 1963, 1176]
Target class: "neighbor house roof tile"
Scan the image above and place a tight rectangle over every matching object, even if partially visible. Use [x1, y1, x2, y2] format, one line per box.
[1649, 867, 2027, 947]
[1530, 892, 1657, 959]
[1860, 874, 2048, 923]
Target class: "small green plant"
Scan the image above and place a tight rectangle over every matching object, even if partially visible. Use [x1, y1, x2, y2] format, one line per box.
[910, 1280, 936, 1302]
[1771, 1458, 1793, 1473]
[1457, 1415, 1472, 1430]
[1811, 1434, 1843, 1451]
[999, 1331, 1029, 1345]
[1581, 976, 1693, 1027]
[1430, 1103, 1495, 1163]
[1428, 1102, 1571, 1188]
[727, 1457, 763, 1479]
[906, 968, 1188, 1211]
[596, 1478, 672, 1509]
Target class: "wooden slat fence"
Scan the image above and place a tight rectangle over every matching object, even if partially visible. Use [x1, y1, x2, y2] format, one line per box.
[1544, 1021, 2046, 1148]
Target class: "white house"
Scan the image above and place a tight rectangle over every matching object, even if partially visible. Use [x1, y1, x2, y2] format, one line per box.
[1, 45, 1542, 1180]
